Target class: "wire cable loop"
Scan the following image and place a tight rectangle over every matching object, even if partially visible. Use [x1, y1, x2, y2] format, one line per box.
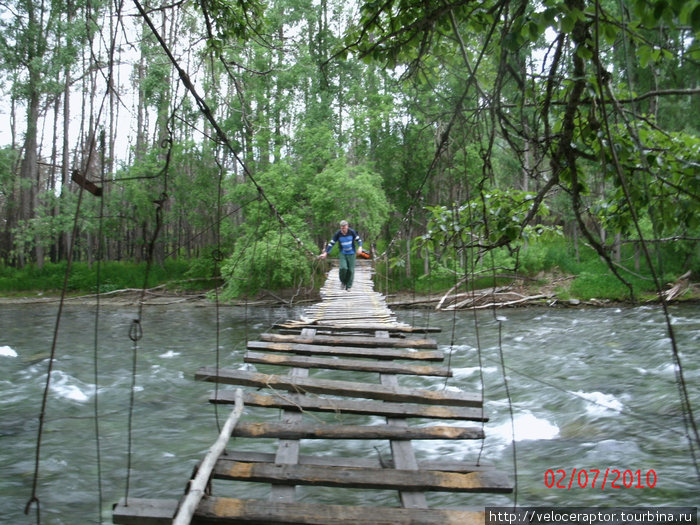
[129, 319, 143, 343]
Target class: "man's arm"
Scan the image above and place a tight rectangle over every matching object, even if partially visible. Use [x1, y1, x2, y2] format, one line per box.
[354, 230, 363, 254]
[320, 230, 339, 258]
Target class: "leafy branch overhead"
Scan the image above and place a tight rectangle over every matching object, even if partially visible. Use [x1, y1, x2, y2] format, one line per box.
[420, 190, 557, 260]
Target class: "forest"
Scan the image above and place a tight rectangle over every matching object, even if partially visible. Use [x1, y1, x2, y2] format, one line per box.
[0, 0, 698, 302]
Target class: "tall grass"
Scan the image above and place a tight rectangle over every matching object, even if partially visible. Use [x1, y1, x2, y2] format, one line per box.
[0, 259, 210, 294]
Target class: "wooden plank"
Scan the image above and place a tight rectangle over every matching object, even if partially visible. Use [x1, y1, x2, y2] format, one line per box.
[260, 332, 438, 349]
[271, 367, 306, 503]
[244, 351, 453, 377]
[273, 321, 441, 333]
[270, 328, 313, 503]
[212, 461, 512, 493]
[248, 340, 444, 361]
[232, 421, 484, 440]
[301, 312, 394, 321]
[113, 498, 177, 525]
[195, 367, 482, 407]
[218, 450, 495, 472]
[382, 386, 426, 507]
[71, 169, 102, 196]
[270, 372, 304, 503]
[211, 391, 488, 421]
[377, 326, 426, 509]
[194, 496, 485, 525]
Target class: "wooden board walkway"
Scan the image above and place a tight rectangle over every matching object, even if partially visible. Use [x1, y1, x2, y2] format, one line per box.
[113, 259, 512, 524]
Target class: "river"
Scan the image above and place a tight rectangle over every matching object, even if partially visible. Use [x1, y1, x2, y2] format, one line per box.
[1, 301, 698, 523]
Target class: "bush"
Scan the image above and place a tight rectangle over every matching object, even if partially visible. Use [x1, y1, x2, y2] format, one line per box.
[220, 230, 316, 299]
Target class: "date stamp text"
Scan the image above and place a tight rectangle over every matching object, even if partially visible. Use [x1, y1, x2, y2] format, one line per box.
[544, 468, 657, 490]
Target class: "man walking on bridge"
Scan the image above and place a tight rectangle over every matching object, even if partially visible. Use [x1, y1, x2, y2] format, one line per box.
[320, 220, 363, 291]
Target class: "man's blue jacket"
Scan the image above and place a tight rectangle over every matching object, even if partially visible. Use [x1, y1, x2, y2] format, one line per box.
[325, 228, 362, 255]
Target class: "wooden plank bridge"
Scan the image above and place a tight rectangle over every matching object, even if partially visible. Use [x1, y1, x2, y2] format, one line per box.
[113, 259, 512, 524]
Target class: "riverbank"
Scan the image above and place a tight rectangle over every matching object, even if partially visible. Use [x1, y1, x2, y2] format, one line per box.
[389, 270, 699, 309]
[1, 271, 697, 309]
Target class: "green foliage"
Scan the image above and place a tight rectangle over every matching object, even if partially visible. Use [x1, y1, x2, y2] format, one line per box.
[9, 190, 79, 261]
[593, 123, 700, 239]
[419, 189, 558, 257]
[197, 0, 266, 53]
[344, 0, 499, 69]
[140, 53, 172, 108]
[219, 228, 316, 299]
[0, 261, 68, 292]
[0, 146, 19, 189]
[308, 157, 391, 239]
[1, 0, 698, 308]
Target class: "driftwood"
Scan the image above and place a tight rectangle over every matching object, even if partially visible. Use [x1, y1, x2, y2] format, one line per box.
[388, 282, 551, 310]
[662, 271, 692, 302]
[446, 293, 548, 310]
[389, 290, 550, 310]
[436, 285, 506, 310]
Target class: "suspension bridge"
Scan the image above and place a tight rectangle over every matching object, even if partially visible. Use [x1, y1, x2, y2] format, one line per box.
[113, 259, 512, 524]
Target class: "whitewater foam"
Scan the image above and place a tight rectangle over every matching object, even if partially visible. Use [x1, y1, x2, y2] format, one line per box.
[50, 370, 93, 402]
[490, 411, 560, 443]
[574, 390, 624, 415]
[0, 345, 18, 357]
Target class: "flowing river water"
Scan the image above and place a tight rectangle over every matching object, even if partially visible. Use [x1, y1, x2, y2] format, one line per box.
[1, 301, 698, 523]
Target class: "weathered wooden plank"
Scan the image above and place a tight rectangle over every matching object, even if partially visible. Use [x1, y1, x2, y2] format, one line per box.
[244, 351, 453, 377]
[196, 367, 482, 407]
[381, 368, 426, 508]
[217, 450, 495, 472]
[112, 498, 177, 525]
[270, 328, 313, 503]
[247, 340, 444, 361]
[271, 366, 307, 503]
[211, 391, 488, 421]
[212, 461, 512, 493]
[273, 321, 441, 333]
[260, 332, 438, 349]
[303, 309, 391, 317]
[194, 496, 485, 525]
[232, 421, 484, 440]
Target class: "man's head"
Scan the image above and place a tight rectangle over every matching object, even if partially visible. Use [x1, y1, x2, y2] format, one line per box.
[339, 220, 349, 234]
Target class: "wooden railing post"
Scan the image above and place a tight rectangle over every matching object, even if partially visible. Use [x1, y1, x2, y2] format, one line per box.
[172, 388, 243, 525]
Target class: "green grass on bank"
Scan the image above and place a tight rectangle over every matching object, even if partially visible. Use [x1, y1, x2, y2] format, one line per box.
[520, 238, 696, 301]
[0, 259, 217, 296]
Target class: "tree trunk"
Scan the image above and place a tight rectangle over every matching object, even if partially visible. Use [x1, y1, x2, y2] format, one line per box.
[17, 89, 41, 267]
